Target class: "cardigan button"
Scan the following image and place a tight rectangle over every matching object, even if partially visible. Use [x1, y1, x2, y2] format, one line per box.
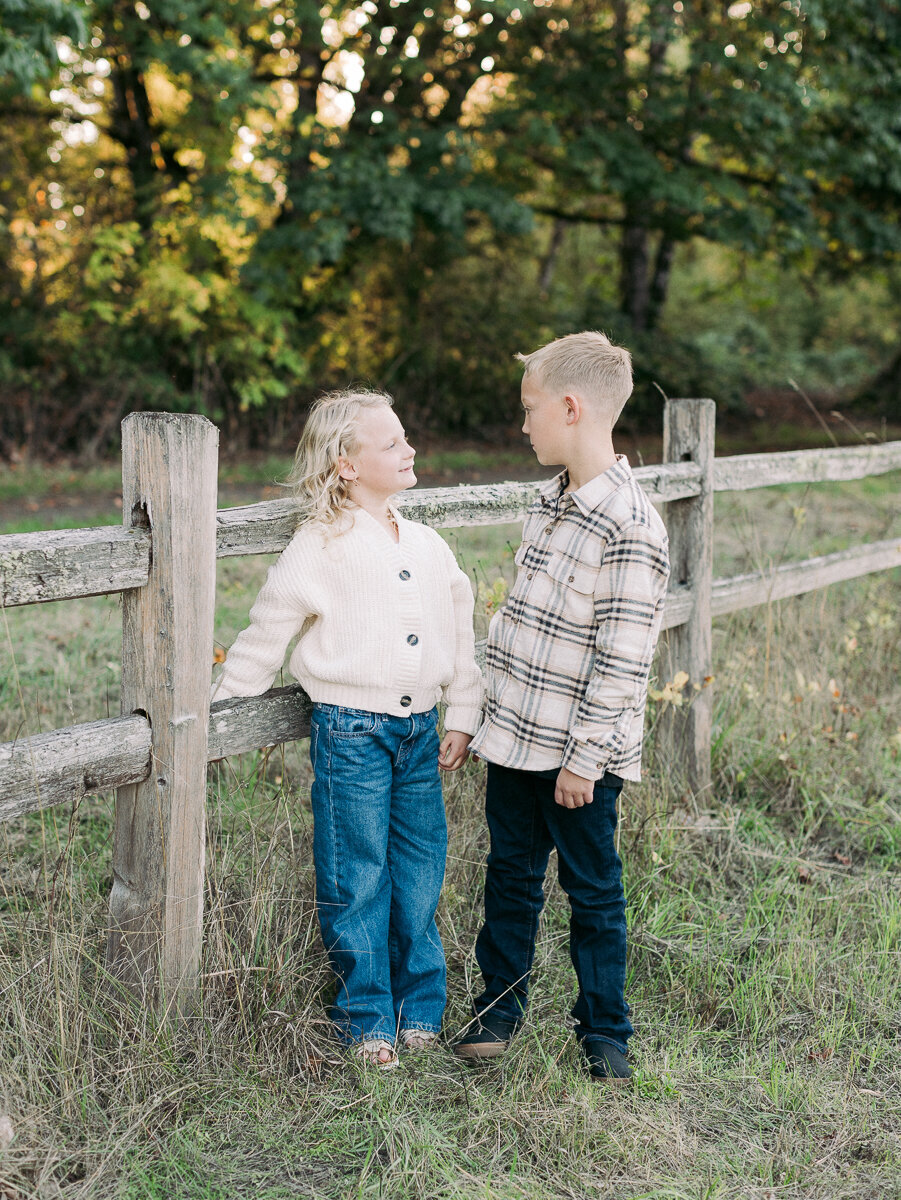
[400, 696, 412, 707]
[399, 569, 411, 580]
[407, 634, 419, 645]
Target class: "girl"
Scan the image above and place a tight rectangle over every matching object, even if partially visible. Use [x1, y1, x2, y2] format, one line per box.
[212, 390, 482, 1069]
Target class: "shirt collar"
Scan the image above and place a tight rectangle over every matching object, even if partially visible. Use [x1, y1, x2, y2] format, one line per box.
[539, 455, 632, 515]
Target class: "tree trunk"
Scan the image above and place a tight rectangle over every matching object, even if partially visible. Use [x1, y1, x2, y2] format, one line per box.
[619, 218, 650, 332]
[647, 234, 676, 332]
[853, 348, 901, 420]
[539, 219, 567, 295]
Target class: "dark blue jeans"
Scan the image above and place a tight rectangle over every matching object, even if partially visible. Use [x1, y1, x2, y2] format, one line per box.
[309, 703, 447, 1045]
[474, 762, 632, 1053]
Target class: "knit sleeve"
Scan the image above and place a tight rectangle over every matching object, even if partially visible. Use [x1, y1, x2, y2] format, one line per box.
[211, 536, 315, 702]
[436, 536, 483, 735]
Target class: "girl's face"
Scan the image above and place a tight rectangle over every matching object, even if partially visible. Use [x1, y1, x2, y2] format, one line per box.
[340, 405, 416, 505]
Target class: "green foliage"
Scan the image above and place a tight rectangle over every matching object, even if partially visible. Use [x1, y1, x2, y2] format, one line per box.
[0, 0, 86, 90]
[1, 1, 901, 456]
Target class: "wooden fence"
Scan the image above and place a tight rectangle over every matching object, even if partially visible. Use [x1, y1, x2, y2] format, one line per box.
[2, 402, 900, 1017]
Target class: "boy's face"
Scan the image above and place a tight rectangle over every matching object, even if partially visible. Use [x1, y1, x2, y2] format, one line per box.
[521, 375, 569, 467]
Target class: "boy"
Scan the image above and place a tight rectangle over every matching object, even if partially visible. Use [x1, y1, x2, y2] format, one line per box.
[456, 331, 670, 1082]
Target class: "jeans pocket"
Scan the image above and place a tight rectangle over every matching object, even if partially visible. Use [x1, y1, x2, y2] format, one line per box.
[331, 706, 378, 738]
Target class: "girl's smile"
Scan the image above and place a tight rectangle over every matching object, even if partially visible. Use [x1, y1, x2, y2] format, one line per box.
[339, 405, 417, 512]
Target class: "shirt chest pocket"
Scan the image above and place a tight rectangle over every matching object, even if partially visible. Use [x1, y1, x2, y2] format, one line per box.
[545, 554, 598, 624]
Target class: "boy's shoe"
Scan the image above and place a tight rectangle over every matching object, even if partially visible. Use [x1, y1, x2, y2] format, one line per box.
[453, 1012, 519, 1060]
[580, 1037, 632, 1083]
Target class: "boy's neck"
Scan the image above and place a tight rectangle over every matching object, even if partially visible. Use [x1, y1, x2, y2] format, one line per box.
[561, 433, 618, 493]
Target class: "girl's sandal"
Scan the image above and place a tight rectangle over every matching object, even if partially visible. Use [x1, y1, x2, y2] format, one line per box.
[400, 1029, 439, 1052]
[354, 1039, 399, 1070]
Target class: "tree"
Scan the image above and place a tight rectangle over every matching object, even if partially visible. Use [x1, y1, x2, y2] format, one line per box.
[493, 0, 901, 334]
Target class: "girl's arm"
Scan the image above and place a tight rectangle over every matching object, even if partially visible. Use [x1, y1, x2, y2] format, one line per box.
[439, 541, 483, 735]
[212, 543, 314, 702]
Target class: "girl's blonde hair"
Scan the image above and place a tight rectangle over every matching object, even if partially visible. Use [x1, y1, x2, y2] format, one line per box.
[286, 388, 394, 528]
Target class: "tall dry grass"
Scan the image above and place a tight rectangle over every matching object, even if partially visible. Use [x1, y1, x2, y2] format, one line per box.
[1, 477, 899, 1198]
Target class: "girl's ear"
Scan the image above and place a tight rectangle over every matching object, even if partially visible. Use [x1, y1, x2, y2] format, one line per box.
[337, 456, 357, 482]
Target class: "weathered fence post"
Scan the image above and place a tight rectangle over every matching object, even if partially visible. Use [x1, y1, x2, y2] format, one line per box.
[107, 413, 218, 1017]
[660, 398, 716, 798]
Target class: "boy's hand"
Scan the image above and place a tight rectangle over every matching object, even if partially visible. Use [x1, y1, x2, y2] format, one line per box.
[555, 767, 595, 809]
[439, 730, 472, 772]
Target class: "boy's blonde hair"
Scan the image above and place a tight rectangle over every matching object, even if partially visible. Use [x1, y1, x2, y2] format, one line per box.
[287, 388, 394, 528]
[516, 331, 633, 423]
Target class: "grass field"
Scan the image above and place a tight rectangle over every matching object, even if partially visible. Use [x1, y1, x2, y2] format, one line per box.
[1, 466, 899, 1199]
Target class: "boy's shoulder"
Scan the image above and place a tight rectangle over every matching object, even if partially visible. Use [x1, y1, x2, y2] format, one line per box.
[591, 475, 668, 544]
[529, 464, 668, 547]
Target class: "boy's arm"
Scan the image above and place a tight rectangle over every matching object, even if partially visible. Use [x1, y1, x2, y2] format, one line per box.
[211, 543, 313, 702]
[561, 521, 670, 781]
[438, 539, 484, 736]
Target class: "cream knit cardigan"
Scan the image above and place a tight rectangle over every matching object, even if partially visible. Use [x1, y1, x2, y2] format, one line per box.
[211, 506, 483, 734]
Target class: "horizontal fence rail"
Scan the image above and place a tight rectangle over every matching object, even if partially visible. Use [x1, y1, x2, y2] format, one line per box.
[0, 526, 151, 607]
[0, 714, 152, 821]
[712, 440, 901, 492]
[4, 548, 899, 813]
[5, 443, 901, 606]
[214, 463, 706, 557]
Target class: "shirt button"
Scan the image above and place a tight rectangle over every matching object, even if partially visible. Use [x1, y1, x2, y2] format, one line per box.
[399, 569, 411, 580]
[568, 575, 575, 583]
[545, 526, 554, 535]
[407, 634, 419, 645]
[527, 572, 533, 579]
[400, 695, 412, 707]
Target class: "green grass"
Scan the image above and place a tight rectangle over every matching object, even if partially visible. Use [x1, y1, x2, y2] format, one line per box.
[1, 471, 900, 1198]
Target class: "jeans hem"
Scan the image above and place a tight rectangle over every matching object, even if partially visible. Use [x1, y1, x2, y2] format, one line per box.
[576, 1031, 629, 1056]
[332, 1025, 399, 1047]
[474, 1002, 524, 1029]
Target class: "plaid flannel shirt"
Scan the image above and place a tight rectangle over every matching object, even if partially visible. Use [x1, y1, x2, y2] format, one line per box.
[468, 456, 670, 783]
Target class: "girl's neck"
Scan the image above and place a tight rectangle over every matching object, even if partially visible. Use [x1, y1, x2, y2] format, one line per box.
[350, 494, 399, 542]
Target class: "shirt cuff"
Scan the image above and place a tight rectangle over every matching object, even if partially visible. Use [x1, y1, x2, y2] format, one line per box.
[561, 739, 609, 782]
[443, 704, 482, 736]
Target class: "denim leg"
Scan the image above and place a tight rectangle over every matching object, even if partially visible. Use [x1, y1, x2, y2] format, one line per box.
[386, 708, 447, 1034]
[543, 773, 633, 1052]
[309, 705, 396, 1045]
[473, 763, 554, 1023]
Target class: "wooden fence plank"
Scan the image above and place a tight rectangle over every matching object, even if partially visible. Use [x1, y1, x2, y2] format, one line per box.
[709, 538, 901, 616]
[107, 413, 219, 1018]
[208, 685, 312, 759]
[214, 465, 704, 558]
[714, 441, 901, 493]
[0, 716, 151, 822]
[659, 399, 716, 798]
[7, 536, 895, 816]
[0, 526, 150, 608]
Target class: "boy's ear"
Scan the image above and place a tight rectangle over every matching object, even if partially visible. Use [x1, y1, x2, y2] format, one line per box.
[337, 456, 357, 481]
[564, 394, 582, 424]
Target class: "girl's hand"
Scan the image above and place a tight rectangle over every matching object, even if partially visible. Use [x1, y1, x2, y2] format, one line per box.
[439, 730, 472, 772]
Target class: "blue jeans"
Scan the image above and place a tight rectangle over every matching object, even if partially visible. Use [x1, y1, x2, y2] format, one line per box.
[309, 703, 447, 1045]
[473, 762, 632, 1053]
